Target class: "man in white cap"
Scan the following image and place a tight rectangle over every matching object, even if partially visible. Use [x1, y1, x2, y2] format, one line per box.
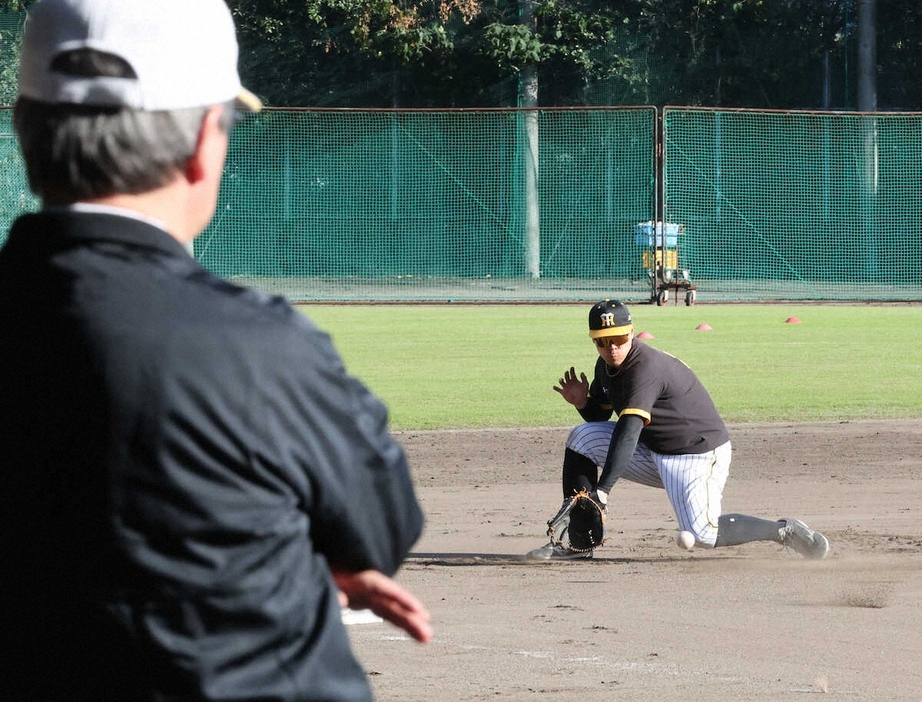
[0, 1, 431, 700]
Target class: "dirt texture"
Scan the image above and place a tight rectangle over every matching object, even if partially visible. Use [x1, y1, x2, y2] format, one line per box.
[347, 421, 922, 701]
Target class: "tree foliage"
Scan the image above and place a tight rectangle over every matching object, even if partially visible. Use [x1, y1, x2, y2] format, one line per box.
[3, 1, 922, 110]
[0, 4, 27, 105]
[225, 0, 922, 110]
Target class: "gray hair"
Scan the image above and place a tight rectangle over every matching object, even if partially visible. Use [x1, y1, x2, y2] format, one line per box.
[14, 97, 234, 204]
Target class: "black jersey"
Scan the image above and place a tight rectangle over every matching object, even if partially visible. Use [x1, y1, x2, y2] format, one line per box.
[579, 339, 730, 455]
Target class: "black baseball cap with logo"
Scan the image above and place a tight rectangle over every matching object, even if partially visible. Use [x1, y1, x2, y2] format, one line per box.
[588, 299, 633, 339]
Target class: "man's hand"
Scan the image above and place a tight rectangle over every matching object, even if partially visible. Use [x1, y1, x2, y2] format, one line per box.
[333, 569, 433, 643]
[553, 366, 589, 409]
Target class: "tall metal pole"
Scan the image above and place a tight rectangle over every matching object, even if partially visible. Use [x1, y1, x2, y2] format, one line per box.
[519, 0, 540, 279]
[857, 0, 878, 277]
[856, 0, 877, 112]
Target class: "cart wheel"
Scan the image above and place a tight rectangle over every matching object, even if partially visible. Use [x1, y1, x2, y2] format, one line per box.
[685, 290, 697, 306]
[656, 290, 668, 306]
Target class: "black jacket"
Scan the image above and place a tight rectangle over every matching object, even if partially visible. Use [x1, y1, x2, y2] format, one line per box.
[0, 210, 424, 701]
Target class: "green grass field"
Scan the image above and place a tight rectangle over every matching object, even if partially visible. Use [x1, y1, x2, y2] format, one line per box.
[300, 303, 922, 431]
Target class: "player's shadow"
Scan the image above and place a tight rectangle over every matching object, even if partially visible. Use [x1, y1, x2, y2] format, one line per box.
[406, 552, 723, 565]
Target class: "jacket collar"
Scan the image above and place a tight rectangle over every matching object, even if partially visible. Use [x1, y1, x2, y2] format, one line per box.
[10, 209, 191, 259]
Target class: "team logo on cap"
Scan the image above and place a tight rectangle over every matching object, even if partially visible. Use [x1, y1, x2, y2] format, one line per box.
[588, 299, 632, 338]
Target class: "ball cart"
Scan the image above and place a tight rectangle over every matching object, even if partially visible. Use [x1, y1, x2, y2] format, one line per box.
[634, 221, 697, 306]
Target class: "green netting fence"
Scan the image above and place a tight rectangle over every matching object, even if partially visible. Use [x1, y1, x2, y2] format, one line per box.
[663, 108, 922, 301]
[0, 111, 38, 235]
[197, 107, 657, 301]
[3, 106, 922, 302]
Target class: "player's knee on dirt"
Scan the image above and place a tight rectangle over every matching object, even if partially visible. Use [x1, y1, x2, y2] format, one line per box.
[689, 524, 718, 548]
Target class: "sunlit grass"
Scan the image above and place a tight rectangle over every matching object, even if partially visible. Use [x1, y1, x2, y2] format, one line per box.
[301, 303, 922, 430]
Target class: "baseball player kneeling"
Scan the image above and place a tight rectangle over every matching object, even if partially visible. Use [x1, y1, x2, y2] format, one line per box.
[527, 299, 830, 561]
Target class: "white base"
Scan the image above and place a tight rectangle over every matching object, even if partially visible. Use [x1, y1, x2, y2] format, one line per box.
[341, 608, 384, 625]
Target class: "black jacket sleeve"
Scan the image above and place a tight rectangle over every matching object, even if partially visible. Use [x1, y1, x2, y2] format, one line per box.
[271, 314, 424, 577]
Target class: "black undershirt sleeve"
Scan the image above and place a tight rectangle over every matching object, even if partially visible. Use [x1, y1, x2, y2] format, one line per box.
[597, 414, 645, 493]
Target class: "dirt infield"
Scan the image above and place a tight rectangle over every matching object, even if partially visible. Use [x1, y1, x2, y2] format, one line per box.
[348, 420, 922, 700]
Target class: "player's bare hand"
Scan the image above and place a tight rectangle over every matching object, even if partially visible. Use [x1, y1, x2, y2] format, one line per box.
[333, 569, 433, 643]
[553, 366, 589, 409]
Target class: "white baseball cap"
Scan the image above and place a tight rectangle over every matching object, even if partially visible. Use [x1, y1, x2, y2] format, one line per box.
[18, 0, 261, 112]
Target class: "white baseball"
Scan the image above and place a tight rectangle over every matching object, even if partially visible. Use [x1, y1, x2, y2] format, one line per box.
[676, 531, 695, 550]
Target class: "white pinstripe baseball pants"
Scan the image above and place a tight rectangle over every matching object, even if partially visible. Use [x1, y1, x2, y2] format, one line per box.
[566, 422, 731, 547]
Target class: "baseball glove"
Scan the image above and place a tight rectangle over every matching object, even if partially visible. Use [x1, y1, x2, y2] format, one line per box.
[546, 489, 606, 552]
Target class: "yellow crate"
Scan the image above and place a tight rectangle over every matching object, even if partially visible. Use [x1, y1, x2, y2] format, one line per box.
[642, 249, 678, 269]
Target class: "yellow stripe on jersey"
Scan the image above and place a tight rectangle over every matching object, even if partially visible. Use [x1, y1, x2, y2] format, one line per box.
[618, 407, 651, 424]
